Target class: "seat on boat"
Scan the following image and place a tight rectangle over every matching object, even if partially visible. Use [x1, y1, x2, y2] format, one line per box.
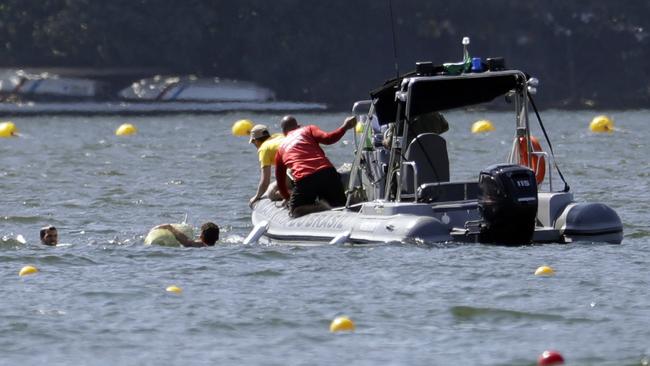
[418, 181, 479, 203]
[401, 133, 450, 199]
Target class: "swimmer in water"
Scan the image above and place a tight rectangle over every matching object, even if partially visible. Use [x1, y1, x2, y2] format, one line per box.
[154, 222, 219, 247]
[40, 225, 58, 246]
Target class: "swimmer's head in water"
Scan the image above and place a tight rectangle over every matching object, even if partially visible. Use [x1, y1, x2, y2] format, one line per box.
[40, 225, 58, 246]
[199, 222, 219, 246]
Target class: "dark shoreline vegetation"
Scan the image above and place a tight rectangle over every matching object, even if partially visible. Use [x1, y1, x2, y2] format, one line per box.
[1, 1, 648, 110]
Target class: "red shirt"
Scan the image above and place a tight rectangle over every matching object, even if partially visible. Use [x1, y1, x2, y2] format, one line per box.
[275, 125, 347, 199]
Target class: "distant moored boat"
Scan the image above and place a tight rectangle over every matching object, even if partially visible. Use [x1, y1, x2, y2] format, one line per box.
[118, 75, 276, 102]
[0, 69, 100, 99]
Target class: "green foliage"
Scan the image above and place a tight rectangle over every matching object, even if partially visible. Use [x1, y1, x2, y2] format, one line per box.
[1, 0, 648, 108]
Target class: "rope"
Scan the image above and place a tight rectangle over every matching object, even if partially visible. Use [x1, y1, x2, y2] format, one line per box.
[527, 92, 570, 192]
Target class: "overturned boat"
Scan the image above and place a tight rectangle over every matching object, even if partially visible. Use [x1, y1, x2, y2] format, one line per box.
[249, 54, 623, 245]
[0, 69, 102, 101]
[118, 75, 275, 102]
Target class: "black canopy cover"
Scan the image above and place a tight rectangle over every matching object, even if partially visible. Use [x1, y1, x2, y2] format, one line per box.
[370, 70, 526, 125]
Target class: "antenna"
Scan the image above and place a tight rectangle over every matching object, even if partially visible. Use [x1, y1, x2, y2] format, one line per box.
[388, 0, 400, 78]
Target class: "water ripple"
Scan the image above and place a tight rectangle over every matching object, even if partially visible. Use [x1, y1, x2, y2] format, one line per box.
[0, 111, 648, 365]
[1, 215, 44, 223]
[450, 305, 595, 323]
[241, 269, 284, 277]
[237, 250, 295, 261]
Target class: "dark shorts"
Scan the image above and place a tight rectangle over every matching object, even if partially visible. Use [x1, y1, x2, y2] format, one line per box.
[289, 167, 345, 212]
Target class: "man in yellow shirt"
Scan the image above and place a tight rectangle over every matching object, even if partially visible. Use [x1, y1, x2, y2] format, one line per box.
[249, 124, 284, 208]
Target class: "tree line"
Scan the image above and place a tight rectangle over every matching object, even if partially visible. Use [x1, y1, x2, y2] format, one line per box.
[1, 1, 648, 109]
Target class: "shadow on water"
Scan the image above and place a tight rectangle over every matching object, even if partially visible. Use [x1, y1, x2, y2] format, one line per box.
[1, 215, 47, 224]
[236, 249, 295, 261]
[450, 305, 596, 324]
[0, 253, 98, 266]
[241, 269, 284, 277]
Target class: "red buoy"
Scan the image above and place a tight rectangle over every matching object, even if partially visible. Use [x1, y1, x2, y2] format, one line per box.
[538, 350, 565, 365]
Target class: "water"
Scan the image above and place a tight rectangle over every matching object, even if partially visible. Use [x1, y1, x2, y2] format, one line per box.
[1, 110, 648, 365]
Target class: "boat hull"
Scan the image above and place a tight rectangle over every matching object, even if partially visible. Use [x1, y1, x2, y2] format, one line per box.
[251, 200, 452, 244]
[250, 196, 623, 245]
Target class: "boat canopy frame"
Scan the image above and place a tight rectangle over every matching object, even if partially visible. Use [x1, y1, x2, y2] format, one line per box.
[370, 70, 528, 124]
[345, 69, 556, 207]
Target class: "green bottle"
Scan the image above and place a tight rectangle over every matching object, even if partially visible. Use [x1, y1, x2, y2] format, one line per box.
[443, 36, 471, 75]
[363, 124, 374, 151]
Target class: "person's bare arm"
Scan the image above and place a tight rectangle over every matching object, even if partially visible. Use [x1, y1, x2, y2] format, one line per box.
[156, 224, 206, 247]
[310, 116, 357, 144]
[275, 154, 290, 200]
[249, 165, 271, 208]
[179, 240, 207, 248]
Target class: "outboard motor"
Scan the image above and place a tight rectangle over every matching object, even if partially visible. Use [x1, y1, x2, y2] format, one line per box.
[478, 164, 538, 244]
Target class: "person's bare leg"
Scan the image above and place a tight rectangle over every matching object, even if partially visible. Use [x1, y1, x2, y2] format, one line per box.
[291, 202, 329, 218]
[266, 182, 284, 201]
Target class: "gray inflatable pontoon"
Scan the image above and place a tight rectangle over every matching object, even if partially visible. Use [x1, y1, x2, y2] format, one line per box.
[250, 191, 622, 245]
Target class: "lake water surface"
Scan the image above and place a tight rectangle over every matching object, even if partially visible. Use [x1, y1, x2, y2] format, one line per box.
[1, 110, 648, 365]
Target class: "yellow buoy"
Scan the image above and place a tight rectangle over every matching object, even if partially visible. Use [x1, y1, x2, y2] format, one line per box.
[471, 120, 495, 134]
[355, 122, 365, 134]
[19, 265, 39, 277]
[232, 119, 254, 137]
[0, 121, 18, 138]
[115, 123, 137, 136]
[589, 115, 614, 133]
[166, 285, 182, 293]
[534, 265, 555, 276]
[329, 316, 355, 332]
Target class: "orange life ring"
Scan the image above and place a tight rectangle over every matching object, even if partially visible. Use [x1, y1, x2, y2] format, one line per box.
[518, 135, 546, 185]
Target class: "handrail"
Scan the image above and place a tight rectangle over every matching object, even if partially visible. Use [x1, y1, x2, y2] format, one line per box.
[345, 102, 375, 208]
[531, 151, 551, 191]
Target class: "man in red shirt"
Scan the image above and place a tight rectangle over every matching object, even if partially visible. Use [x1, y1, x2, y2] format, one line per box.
[275, 115, 357, 217]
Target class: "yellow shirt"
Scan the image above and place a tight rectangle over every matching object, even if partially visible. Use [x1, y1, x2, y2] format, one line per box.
[258, 134, 284, 168]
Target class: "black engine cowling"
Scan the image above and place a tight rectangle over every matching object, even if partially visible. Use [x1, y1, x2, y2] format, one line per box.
[478, 164, 538, 244]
